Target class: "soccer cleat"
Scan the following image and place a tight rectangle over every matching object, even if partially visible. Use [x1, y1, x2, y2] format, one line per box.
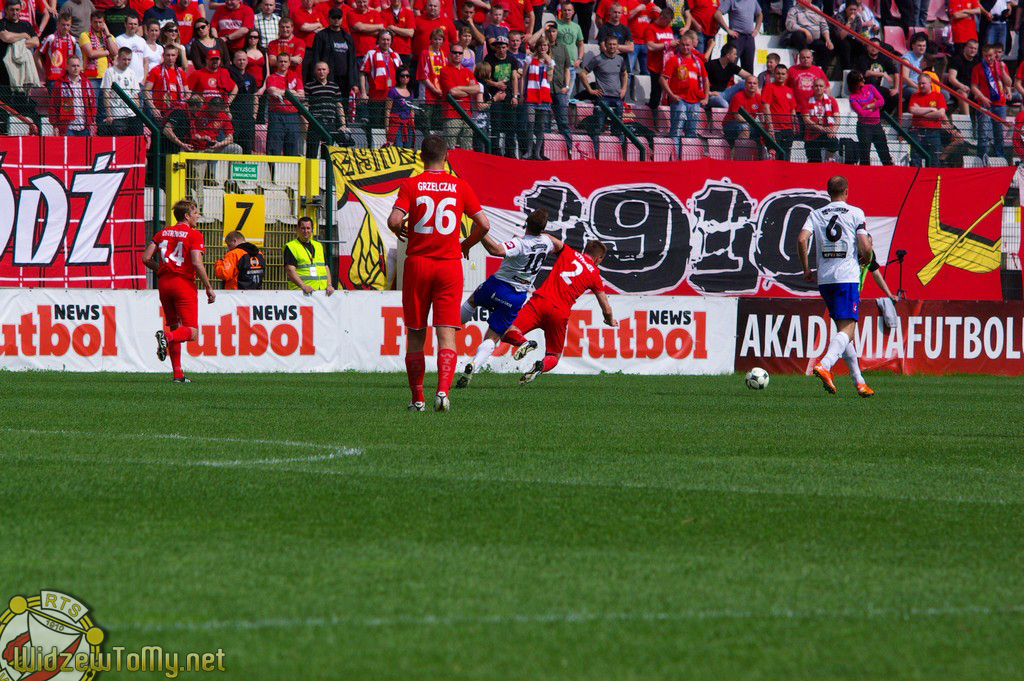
[513, 340, 538, 361]
[519, 360, 544, 385]
[856, 383, 875, 398]
[433, 392, 450, 412]
[407, 401, 425, 412]
[455, 363, 474, 389]
[812, 363, 837, 395]
[172, 376, 191, 383]
[155, 330, 167, 362]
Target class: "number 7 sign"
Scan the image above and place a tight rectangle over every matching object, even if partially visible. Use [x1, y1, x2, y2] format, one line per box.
[224, 195, 266, 247]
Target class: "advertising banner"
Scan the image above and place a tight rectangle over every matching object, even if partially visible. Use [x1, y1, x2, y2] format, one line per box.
[0, 290, 737, 374]
[329, 148, 1015, 301]
[735, 298, 1024, 376]
[0, 136, 148, 289]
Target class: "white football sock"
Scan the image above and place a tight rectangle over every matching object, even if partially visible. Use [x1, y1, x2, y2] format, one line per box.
[460, 302, 475, 324]
[820, 331, 850, 371]
[843, 341, 864, 385]
[471, 338, 496, 371]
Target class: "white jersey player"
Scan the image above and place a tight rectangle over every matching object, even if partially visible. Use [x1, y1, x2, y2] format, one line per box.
[456, 209, 564, 388]
[798, 175, 874, 397]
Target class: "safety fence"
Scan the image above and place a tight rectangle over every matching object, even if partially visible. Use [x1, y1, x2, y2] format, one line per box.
[3, 85, 1020, 169]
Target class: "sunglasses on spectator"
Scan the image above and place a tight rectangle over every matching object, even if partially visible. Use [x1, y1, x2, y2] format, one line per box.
[451, 49, 464, 54]
[398, 72, 410, 77]
[248, 33, 259, 38]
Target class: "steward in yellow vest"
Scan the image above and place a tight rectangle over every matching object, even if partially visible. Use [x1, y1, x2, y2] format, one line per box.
[283, 217, 335, 295]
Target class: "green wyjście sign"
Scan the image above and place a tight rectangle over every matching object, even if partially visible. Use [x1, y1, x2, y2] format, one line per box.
[231, 162, 258, 182]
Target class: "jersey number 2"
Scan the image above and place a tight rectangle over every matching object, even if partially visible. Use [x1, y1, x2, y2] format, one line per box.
[559, 259, 583, 285]
[158, 240, 185, 266]
[413, 196, 458, 235]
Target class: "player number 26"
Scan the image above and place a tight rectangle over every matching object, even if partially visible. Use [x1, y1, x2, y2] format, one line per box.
[413, 196, 459, 236]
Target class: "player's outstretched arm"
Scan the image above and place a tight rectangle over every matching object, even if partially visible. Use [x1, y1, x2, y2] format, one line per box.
[481, 234, 506, 257]
[595, 291, 617, 327]
[192, 250, 216, 303]
[460, 211, 491, 260]
[797, 229, 813, 282]
[546, 234, 564, 253]
[142, 242, 160, 273]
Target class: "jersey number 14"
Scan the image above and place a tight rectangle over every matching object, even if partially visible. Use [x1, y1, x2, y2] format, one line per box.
[158, 240, 185, 266]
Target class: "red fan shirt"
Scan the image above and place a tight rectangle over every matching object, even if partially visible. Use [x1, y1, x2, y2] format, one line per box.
[949, 0, 979, 44]
[153, 223, 205, 281]
[40, 33, 78, 81]
[292, 5, 327, 47]
[412, 14, 456, 59]
[146, 65, 188, 118]
[394, 169, 483, 260]
[534, 246, 604, 315]
[268, 35, 306, 74]
[760, 82, 797, 130]
[785, 64, 827, 112]
[211, 3, 255, 51]
[174, 3, 202, 44]
[265, 70, 304, 111]
[419, 48, 446, 100]
[909, 91, 946, 128]
[383, 5, 415, 55]
[345, 8, 385, 56]
[663, 53, 706, 103]
[643, 23, 675, 74]
[727, 89, 761, 123]
[971, 62, 1006, 105]
[187, 66, 237, 100]
[688, 0, 719, 36]
[438, 63, 475, 116]
[804, 95, 838, 139]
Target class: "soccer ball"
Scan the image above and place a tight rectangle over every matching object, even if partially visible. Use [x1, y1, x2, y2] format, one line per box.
[745, 367, 770, 390]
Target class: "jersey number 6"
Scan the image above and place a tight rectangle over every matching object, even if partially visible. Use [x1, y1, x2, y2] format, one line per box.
[413, 196, 459, 236]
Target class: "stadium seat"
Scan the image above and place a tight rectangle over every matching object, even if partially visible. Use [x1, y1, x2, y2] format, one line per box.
[733, 139, 759, 161]
[571, 101, 594, 128]
[543, 133, 571, 160]
[630, 105, 655, 130]
[254, 124, 268, 155]
[655, 106, 671, 134]
[596, 135, 625, 161]
[707, 139, 731, 160]
[200, 185, 225, 221]
[884, 26, 908, 55]
[651, 137, 677, 161]
[988, 157, 1009, 166]
[706, 108, 726, 134]
[630, 74, 652, 105]
[677, 139, 706, 161]
[888, 0, 901, 18]
[571, 134, 597, 160]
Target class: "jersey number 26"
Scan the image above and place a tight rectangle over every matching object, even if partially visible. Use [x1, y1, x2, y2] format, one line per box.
[413, 196, 458, 236]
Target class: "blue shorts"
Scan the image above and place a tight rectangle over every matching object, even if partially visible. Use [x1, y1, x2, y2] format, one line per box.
[819, 282, 860, 321]
[472, 276, 528, 335]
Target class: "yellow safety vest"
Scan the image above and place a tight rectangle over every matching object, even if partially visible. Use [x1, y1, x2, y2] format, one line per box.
[284, 239, 330, 290]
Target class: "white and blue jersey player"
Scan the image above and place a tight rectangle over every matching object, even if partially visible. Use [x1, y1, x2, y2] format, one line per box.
[456, 209, 564, 388]
[797, 175, 876, 398]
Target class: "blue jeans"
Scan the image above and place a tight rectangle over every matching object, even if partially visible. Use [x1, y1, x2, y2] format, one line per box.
[914, 0, 928, 27]
[911, 127, 941, 166]
[708, 82, 745, 108]
[633, 43, 648, 75]
[984, 21, 1007, 49]
[670, 99, 702, 141]
[976, 104, 1006, 158]
[267, 111, 301, 156]
[551, 91, 572, 153]
[591, 96, 624, 157]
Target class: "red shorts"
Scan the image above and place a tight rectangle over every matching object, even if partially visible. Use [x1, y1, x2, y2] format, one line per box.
[402, 255, 463, 329]
[511, 296, 569, 356]
[158, 275, 199, 329]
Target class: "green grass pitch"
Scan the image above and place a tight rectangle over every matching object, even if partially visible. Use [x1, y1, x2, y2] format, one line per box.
[1, 371, 1022, 680]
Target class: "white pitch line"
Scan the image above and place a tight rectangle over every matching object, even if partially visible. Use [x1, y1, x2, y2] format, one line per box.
[111, 603, 1024, 634]
[0, 427, 362, 466]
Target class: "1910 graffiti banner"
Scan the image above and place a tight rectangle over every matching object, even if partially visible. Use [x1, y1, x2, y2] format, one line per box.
[330, 149, 1014, 301]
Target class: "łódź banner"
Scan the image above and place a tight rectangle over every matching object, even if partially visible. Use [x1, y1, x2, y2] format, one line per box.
[735, 298, 1024, 376]
[329, 148, 1015, 300]
[0, 136, 147, 289]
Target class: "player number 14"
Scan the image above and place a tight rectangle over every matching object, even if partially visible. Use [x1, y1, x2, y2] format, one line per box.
[158, 240, 185, 266]
[413, 196, 458, 236]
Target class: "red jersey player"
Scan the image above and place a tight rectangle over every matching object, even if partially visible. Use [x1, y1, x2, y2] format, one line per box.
[386, 135, 490, 412]
[502, 240, 616, 385]
[142, 199, 216, 383]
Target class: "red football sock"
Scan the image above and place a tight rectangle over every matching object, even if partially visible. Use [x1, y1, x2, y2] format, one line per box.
[503, 329, 526, 346]
[169, 341, 183, 379]
[437, 348, 457, 395]
[167, 326, 192, 342]
[405, 351, 425, 402]
[542, 353, 559, 372]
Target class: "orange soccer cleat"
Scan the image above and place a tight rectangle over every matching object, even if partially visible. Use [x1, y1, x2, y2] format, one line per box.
[812, 363, 837, 394]
[856, 383, 875, 398]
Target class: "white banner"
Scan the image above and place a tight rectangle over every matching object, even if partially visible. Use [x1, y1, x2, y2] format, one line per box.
[0, 290, 737, 374]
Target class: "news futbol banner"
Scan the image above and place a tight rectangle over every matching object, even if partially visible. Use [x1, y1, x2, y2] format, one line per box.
[0, 136, 147, 289]
[329, 148, 1014, 300]
[735, 298, 1024, 376]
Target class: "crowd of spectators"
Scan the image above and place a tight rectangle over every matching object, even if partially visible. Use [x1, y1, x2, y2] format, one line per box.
[0, 0, 1022, 164]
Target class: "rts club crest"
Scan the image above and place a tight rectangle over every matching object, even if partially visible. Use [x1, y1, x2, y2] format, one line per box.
[0, 591, 104, 681]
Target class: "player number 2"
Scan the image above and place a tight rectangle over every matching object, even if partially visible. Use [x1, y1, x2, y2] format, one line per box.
[560, 259, 583, 285]
[413, 196, 458, 235]
[158, 240, 185, 266]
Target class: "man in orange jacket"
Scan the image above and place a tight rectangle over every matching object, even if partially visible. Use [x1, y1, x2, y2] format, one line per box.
[215, 231, 266, 290]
